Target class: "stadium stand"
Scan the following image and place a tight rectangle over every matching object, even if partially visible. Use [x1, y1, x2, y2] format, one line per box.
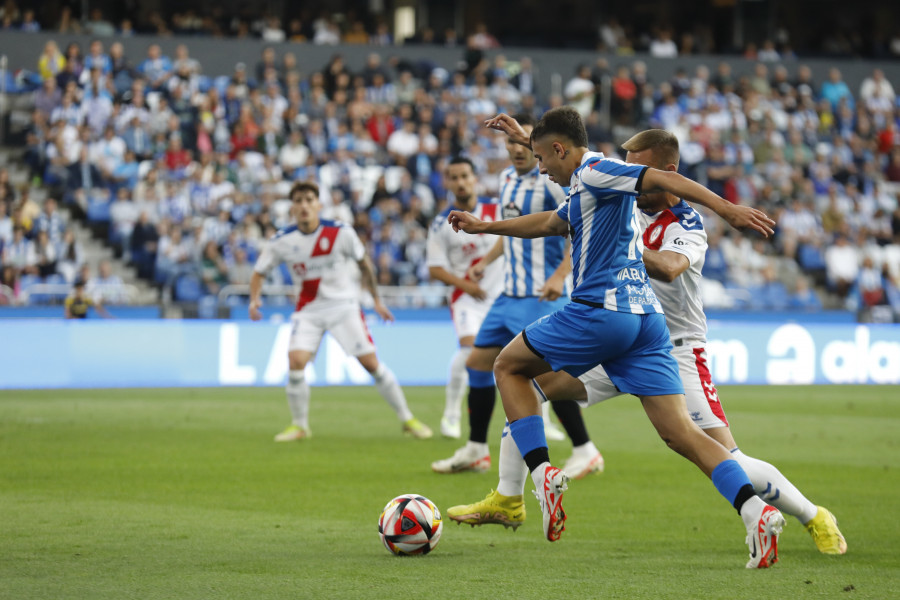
[0, 3, 898, 321]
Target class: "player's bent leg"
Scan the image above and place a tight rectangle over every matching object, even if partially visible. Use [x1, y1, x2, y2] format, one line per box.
[463, 344, 498, 445]
[359, 353, 432, 439]
[276, 350, 314, 441]
[641, 394, 785, 568]
[532, 372, 604, 478]
[442, 341, 473, 438]
[493, 335, 552, 421]
[495, 335, 566, 541]
[534, 371, 588, 403]
[704, 428, 845, 554]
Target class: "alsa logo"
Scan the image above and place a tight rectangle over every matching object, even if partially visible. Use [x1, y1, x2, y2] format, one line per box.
[617, 268, 647, 282]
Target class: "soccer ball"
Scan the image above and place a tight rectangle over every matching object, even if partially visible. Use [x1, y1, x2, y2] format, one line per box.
[378, 493, 443, 555]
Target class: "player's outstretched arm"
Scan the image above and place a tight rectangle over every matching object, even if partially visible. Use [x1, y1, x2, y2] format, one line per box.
[248, 271, 265, 321]
[484, 113, 531, 148]
[448, 209, 567, 239]
[641, 169, 775, 237]
[642, 249, 690, 283]
[358, 255, 394, 322]
[429, 265, 487, 300]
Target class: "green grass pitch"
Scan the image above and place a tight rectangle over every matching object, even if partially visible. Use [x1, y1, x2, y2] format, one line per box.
[2, 385, 899, 599]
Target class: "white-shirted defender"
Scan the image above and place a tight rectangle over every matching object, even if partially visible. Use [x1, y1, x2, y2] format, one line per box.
[425, 157, 504, 443]
[250, 180, 432, 441]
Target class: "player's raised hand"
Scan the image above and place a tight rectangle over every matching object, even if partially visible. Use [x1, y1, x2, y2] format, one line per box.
[373, 299, 395, 323]
[484, 113, 531, 148]
[448, 210, 486, 234]
[249, 300, 263, 321]
[724, 204, 776, 238]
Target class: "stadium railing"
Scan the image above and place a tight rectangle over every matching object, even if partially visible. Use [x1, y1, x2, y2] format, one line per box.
[217, 284, 450, 309]
[19, 283, 140, 305]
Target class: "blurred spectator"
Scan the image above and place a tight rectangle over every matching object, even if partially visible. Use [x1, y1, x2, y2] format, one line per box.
[84, 8, 115, 36]
[199, 240, 229, 294]
[859, 68, 895, 105]
[649, 28, 678, 58]
[37, 40, 65, 80]
[788, 277, 823, 310]
[564, 64, 595, 119]
[139, 44, 173, 91]
[825, 233, 860, 297]
[87, 259, 127, 304]
[821, 68, 853, 111]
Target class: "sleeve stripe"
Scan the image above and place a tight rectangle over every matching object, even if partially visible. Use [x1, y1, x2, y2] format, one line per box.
[635, 166, 649, 194]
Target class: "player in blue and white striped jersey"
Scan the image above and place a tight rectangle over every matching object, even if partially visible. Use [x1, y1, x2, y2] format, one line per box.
[449, 108, 784, 564]
[432, 114, 603, 481]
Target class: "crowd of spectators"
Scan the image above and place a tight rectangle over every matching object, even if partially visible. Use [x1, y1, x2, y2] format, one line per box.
[1, 24, 899, 316]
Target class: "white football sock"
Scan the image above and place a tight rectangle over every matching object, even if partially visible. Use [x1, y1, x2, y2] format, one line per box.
[541, 400, 553, 426]
[739, 495, 768, 530]
[731, 448, 818, 524]
[497, 422, 529, 497]
[373, 363, 413, 422]
[444, 346, 471, 422]
[465, 440, 490, 456]
[571, 441, 600, 458]
[286, 369, 310, 429]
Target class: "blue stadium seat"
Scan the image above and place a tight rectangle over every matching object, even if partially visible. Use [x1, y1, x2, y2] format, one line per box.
[18, 274, 41, 291]
[174, 275, 203, 302]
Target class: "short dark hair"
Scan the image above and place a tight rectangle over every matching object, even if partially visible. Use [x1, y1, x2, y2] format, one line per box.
[621, 129, 680, 169]
[290, 180, 319, 199]
[511, 112, 537, 128]
[447, 156, 475, 173]
[531, 106, 588, 148]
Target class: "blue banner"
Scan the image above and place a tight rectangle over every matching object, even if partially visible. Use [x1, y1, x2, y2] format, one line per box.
[0, 319, 898, 389]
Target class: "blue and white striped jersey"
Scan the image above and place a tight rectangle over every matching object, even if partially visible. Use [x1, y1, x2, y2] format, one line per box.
[498, 165, 569, 297]
[555, 152, 663, 314]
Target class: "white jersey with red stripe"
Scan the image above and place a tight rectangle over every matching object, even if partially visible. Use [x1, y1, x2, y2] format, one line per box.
[639, 200, 708, 344]
[571, 200, 728, 429]
[253, 219, 365, 312]
[426, 198, 504, 306]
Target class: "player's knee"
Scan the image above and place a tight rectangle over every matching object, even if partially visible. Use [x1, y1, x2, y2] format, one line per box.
[288, 353, 309, 371]
[357, 354, 379, 373]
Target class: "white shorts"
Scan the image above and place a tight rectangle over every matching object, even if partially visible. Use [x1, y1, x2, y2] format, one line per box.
[289, 302, 376, 357]
[450, 296, 492, 340]
[578, 343, 729, 430]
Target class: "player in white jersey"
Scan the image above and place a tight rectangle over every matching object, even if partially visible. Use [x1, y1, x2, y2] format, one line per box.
[448, 129, 847, 558]
[433, 114, 603, 481]
[249, 181, 433, 441]
[425, 156, 503, 447]
[451, 109, 785, 567]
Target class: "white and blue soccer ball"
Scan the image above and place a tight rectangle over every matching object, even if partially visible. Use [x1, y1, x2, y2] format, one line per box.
[378, 493, 443, 556]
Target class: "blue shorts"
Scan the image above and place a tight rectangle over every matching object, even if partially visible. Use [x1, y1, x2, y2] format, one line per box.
[475, 294, 569, 348]
[522, 301, 683, 397]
